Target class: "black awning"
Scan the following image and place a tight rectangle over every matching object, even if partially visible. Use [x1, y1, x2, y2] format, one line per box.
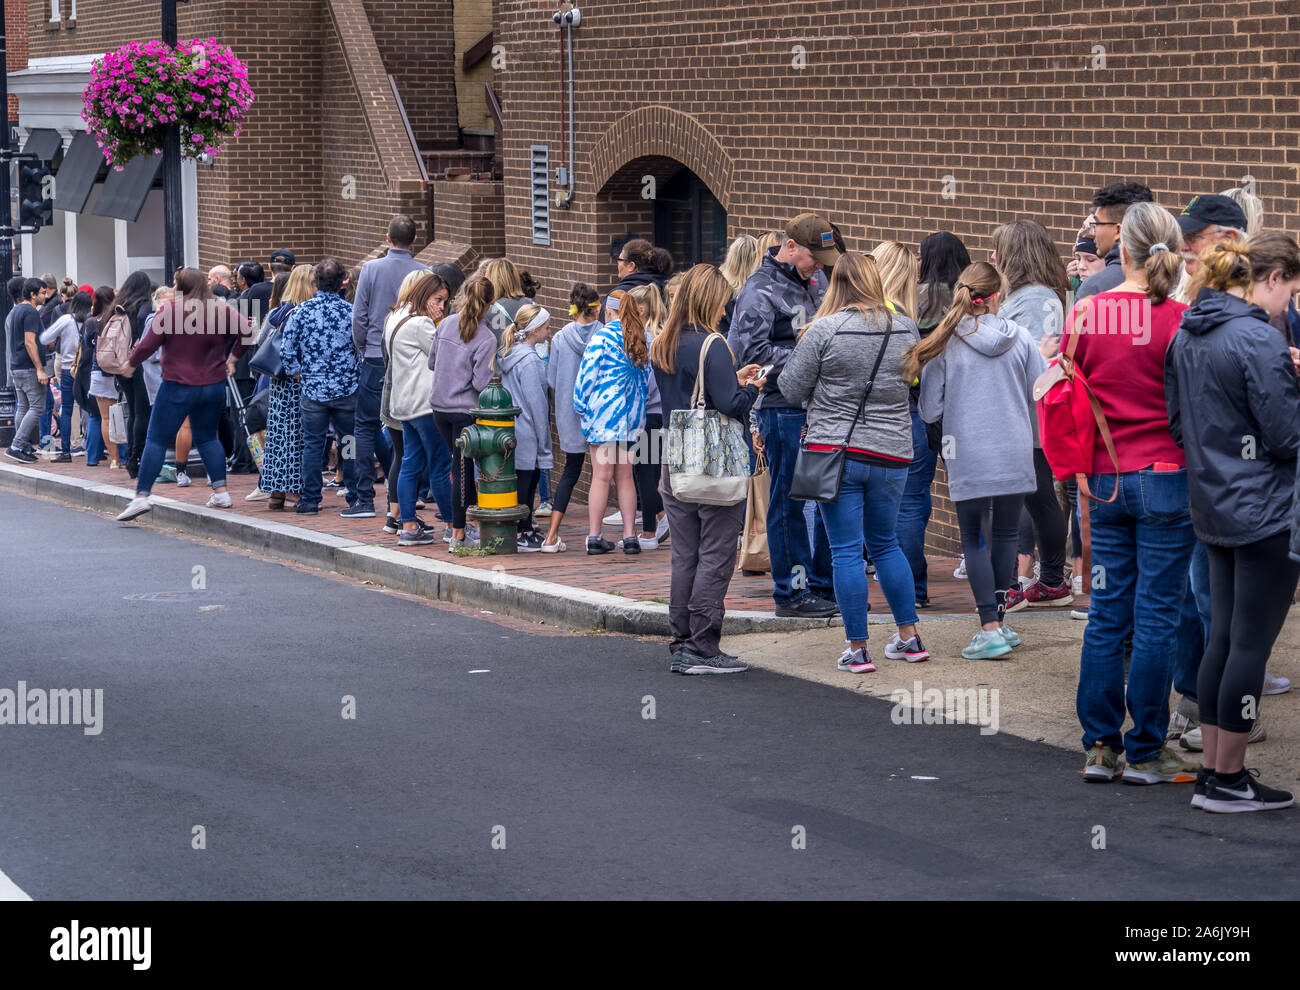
[53, 132, 105, 214]
[91, 152, 162, 222]
[21, 128, 63, 163]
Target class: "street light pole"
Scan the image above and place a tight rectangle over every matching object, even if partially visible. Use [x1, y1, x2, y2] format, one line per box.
[161, 0, 183, 279]
[0, 0, 13, 386]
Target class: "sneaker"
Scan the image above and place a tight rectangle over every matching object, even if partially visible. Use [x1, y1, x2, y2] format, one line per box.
[603, 509, 642, 527]
[340, 504, 376, 519]
[534, 500, 553, 518]
[51, 452, 72, 463]
[637, 534, 659, 550]
[915, 598, 931, 610]
[4, 446, 37, 463]
[961, 628, 1012, 660]
[621, 536, 641, 555]
[449, 534, 481, 551]
[337, 487, 350, 497]
[1071, 573, 1084, 596]
[176, 470, 191, 488]
[383, 515, 401, 534]
[952, 554, 967, 579]
[71, 444, 85, 455]
[116, 496, 153, 522]
[835, 646, 875, 673]
[1005, 583, 1027, 612]
[1122, 747, 1198, 785]
[655, 514, 669, 542]
[999, 623, 1021, 648]
[398, 528, 437, 547]
[671, 649, 748, 674]
[415, 498, 427, 510]
[587, 536, 615, 555]
[206, 492, 233, 509]
[295, 502, 320, 514]
[154, 464, 176, 484]
[1006, 579, 1073, 612]
[1203, 768, 1295, 813]
[1167, 710, 1197, 742]
[884, 634, 930, 662]
[774, 595, 839, 619]
[1264, 672, 1291, 696]
[517, 530, 544, 552]
[245, 488, 271, 501]
[1070, 604, 1089, 620]
[1191, 766, 1215, 809]
[1083, 743, 1124, 782]
[1180, 721, 1267, 752]
[540, 537, 567, 553]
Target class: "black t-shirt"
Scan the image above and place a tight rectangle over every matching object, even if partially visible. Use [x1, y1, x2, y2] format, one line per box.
[7, 302, 46, 370]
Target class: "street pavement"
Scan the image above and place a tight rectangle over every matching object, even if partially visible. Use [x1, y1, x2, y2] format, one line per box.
[3, 490, 1298, 900]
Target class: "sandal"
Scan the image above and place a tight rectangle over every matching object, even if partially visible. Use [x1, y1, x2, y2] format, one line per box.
[268, 494, 286, 510]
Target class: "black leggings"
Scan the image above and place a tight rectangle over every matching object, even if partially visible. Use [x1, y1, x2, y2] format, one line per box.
[516, 468, 539, 533]
[957, 494, 1024, 625]
[1015, 448, 1067, 586]
[552, 450, 586, 514]
[117, 371, 151, 467]
[1198, 532, 1300, 733]
[388, 427, 403, 506]
[1065, 479, 1083, 560]
[433, 411, 477, 530]
[632, 413, 664, 532]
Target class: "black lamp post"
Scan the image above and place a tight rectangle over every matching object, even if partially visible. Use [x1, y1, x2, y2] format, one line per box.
[161, 0, 185, 279]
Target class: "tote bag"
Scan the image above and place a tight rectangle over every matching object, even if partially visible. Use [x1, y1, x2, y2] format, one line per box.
[665, 333, 751, 506]
[107, 401, 128, 444]
[738, 450, 771, 572]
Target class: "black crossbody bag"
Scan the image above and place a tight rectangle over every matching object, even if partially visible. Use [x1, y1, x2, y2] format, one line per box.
[788, 321, 892, 502]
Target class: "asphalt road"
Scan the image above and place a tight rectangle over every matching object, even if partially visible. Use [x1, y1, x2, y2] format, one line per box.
[2, 490, 1297, 900]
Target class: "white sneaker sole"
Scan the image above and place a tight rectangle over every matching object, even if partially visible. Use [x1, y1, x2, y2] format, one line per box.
[884, 648, 930, 663]
[540, 542, 566, 553]
[116, 501, 152, 521]
[1203, 796, 1294, 813]
[678, 665, 747, 674]
[1121, 769, 1196, 785]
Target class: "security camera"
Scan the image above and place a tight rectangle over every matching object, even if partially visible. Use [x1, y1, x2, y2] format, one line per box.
[552, 5, 581, 26]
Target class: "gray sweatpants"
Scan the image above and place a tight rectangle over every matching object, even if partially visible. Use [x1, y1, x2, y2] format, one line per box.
[660, 465, 746, 658]
[11, 368, 45, 448]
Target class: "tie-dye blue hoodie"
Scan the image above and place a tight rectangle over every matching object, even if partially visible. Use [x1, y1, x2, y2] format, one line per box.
[573, 320, 651, 444]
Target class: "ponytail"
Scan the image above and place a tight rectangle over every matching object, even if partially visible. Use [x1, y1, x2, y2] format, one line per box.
[902, 261, 1000, 383]
[458, 277, 494, 343]
[1119, 202, 1184, 306]
[608, 289, 648, 367]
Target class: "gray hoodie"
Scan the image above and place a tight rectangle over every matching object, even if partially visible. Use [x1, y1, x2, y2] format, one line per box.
[999, 284, 1064, 343]
[918, 313, 1046, 502]
[548, 318, 601, 453]
[498, 340, 553, 470]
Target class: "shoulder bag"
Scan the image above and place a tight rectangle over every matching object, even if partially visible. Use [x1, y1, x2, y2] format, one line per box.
[248, 313, 287, 379]
[788, 318, 892, 502]
[665, 333, 752, 506]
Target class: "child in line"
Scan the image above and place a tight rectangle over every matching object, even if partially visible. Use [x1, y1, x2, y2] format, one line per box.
[498, 303, 554, 551]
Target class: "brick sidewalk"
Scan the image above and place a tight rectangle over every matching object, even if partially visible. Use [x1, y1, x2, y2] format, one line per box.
[38, 453, 1083, 616]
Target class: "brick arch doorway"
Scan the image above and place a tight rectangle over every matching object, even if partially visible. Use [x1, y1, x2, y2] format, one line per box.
[596, 157, 729, 274]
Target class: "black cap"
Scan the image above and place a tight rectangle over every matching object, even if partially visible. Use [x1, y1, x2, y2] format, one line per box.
[1177, 195, 1247, 237]
[269, 248, 295, 266]
[1074, 236, 1099, 255]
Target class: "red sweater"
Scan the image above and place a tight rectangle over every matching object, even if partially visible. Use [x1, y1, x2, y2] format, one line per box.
[1061, 290, 1187, 474]
[128, 298, 254, 387]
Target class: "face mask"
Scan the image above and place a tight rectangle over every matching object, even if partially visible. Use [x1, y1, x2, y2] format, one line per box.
[1069, 275, 1081, 292]
[534, 341, 549, 360]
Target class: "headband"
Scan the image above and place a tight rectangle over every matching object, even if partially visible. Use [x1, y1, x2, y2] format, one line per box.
[1148, 242, 1170, 257]
[515, 307, 550, 341]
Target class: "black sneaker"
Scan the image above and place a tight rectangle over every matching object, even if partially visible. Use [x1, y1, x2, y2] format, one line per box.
[586, 536, 615, 555]
[1203, 768, 1294, 813]
[5, 446, 37, 463]
[382, 514, 428, 534]
[340, 504, 376, 519]
[295, 502, 320, 515]
[621, 536, 641, 555]
[775, 595, 839, 619]
[671, 649, 748, 674]
[1191, 766, 1215, 810]
[51, 452, 72, 463]
[398, 527, 437, 547]
[517, 530, 544, 552]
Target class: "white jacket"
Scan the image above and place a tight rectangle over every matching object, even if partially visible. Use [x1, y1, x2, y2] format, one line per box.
[385, 306, 438, 421]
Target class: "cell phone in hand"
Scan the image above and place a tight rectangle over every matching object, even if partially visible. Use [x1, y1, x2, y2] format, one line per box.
[753, 364, 774, 382]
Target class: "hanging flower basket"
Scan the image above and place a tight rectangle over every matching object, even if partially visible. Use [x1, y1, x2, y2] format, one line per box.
[81, 38, 255, 169]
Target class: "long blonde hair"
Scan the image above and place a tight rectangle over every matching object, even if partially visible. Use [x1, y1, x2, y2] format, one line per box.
[628, 283, 667, 338]
[902, 261, 1001, 383]
[756, 230, 783, 256]
[457, 277, 495, 343]
[812, 252, 892, 326]
[1219, 186, 1264, 236]
[479, 258, 523, 300]
[498, 302, 544, 362]
[872, 241, 918, 320]
[282, 264, 317, 306]
[720, 234, 761, 294]
[649, 264, 733, 374]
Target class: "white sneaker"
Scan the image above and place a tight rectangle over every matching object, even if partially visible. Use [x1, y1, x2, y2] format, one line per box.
[207, 491, 233, 509]
[245, 488, 270, 501]
[953, 555, 967, 580]
[540, 538, 567, 553]
[1264, 672, 1291, 696]
[1018, 574, 1034, 590]
[534, 501, 553, 518]
[603, 509, 642, 527]
[637, 535, 659, 550]
[655, 514, 669, 541]
[1071, 573, 1083, 596]
[176, 470, 191, 488]
[116, 496, 152, 521]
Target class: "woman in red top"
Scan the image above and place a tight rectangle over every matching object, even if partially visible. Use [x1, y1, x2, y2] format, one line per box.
[1064, 201, 1197, 786]
[115, 267, 255, 521]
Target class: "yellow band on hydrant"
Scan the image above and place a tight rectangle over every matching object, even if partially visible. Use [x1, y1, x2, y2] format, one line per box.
[477, 491, 518, 508]
[476, 419, 515, 427]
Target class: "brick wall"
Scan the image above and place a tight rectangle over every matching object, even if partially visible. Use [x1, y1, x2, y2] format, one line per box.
[363, 0, 458, 150]
[7, 0, 28, 120]
[453, 0, 495, 133]
[494, 0, 1300, 553]
[432, 178, 504, 258]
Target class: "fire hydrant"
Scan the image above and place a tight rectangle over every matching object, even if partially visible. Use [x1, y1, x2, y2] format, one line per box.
[457, 376, 530, 554]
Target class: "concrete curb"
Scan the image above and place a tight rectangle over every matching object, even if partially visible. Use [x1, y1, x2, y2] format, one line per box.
[0, 462, 850, 636]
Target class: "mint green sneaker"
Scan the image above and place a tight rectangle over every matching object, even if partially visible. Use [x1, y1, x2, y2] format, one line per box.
[999, 623, 1021, 648]
[961, 628, 1012, 660]
[1083, 743, 1125, 782]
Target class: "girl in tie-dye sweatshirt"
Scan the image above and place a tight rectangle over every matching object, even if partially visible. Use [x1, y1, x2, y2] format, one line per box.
[573, 290, 651, 554]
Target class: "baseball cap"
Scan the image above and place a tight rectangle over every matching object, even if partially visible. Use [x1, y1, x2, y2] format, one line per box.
[270, 248, 295, 266]
[784, 213, 842, 266]
[1177, 195, 1247, 237]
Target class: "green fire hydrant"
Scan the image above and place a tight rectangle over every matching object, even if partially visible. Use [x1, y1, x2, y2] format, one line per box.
[457, 376, 530, 554]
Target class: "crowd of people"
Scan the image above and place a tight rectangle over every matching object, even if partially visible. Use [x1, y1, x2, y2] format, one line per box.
[9, 182, 1300, 814]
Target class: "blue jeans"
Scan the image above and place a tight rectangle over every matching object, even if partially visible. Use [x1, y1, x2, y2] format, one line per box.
[300, 391, 358, 507]
[86, 409, 105, 464]
[137, 380, 227, 495]
[897, 409, 938, 603]
[757, 406, 834, 606]
[1172, 540, 1212, 704]
[818, 460, 917, 642]
[352, 359, 391, 507]
[56, 368, 75, 453]
[399, 415, 453, 524]
[1077, 468, 1195, 763]
[39, 381, 54, 441]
